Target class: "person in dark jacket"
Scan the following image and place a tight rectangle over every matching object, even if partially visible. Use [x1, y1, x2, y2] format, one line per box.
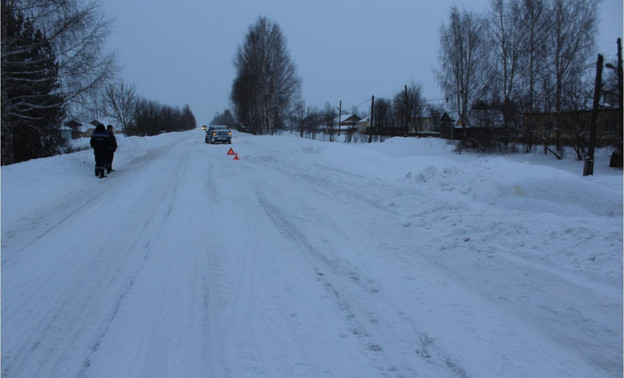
[90, 124, 109, 178]
[106, 125, 117, 173]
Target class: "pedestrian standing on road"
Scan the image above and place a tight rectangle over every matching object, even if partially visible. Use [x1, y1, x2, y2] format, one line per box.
[90, 124, 109, 178]
[106, 125, 117, 173]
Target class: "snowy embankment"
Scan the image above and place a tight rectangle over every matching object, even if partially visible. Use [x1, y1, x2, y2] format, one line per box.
[1, 130, 622, 377]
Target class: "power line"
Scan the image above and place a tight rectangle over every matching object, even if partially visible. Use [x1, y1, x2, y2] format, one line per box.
[355, 97, 372, 107]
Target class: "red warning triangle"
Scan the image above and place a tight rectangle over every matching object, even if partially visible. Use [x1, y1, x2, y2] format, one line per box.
[227, 148, 236, 155]
[233, 153, 240, 160]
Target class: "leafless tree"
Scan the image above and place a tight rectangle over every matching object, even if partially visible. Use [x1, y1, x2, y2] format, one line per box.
[210, 109, 235, 127]
[509, 0, 550, 151]
[322, 102, 337, 141]
[393, 83, 425, 136]
[440, 0, 598, 157]
[374, 98, 393, 125]
[104, 81, 136, 133]
[6, 0, 117, 117]
[425, 104, 446, 133]
[304, 106, 321, 139]
[437, 6, 487, 142]
[547, 0, 598, 113]
[566, 82, 595, 160]
[517, 0, 549, 112]
[231, 16, 301, 135]
[130, 99, 195, 136]
[487, 0, 525, 127]
[541, 0, 598, 157]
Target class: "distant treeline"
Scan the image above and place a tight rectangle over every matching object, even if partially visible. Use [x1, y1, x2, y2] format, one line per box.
[126, 100, 196, 137]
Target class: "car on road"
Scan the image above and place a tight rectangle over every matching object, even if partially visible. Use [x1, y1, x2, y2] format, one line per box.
[205, 125, 232, 144]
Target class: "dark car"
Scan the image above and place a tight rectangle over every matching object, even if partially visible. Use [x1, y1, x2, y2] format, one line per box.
[205, 125, 232, 144]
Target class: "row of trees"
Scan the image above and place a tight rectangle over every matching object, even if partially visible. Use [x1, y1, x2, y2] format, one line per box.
[437, 0, 620, 157]
[227, 17, 439, 141]
[1, 0, 196, 165]
[227, 16, 435, 140]
[209, 109, 235, 127]
[280, 83, 443, 143]
[227, 1, 619, 160]
[131, 101, 196, 136]
[104, 82, 196, 136]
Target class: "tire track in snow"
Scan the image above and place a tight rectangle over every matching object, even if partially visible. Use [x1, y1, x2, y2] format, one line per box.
[80, 138, 231, 377]
[1, 138, 181, 268]
[2, 139, 195, 378]
[247, 161, 473, 377]
[75, 201, 172, 376]
[254, 192, 469, 377]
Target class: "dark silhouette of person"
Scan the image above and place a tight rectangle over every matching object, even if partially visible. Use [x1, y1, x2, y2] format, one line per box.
[106, 125, 117, 173]
[90, 124, 109, 178]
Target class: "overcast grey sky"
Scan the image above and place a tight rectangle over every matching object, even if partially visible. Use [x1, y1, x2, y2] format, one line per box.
[102, 0, 623, 125]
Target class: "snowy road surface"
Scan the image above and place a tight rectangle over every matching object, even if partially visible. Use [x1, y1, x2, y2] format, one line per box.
[2, 130, 622, 377]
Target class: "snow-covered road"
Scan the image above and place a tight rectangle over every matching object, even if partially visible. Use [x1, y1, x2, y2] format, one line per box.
[2, 130, 622, 377]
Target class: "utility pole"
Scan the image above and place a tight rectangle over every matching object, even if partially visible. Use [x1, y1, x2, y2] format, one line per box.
[617, 38, 623, 109]
[369, 95, 375, 143]
[617, 38, 623, 166]
[337, 100, 342, 137]
[606, 38, 623, 167]
[584, 54, 604, 176]
[404, 84, 409, 136]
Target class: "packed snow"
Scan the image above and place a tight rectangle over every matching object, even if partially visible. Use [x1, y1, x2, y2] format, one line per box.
[1, 130, 622, 377]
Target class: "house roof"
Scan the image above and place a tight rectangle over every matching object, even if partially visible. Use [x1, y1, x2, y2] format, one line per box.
[441, 112, 454, 122]
[335, 114, 361, 124]
[64, 119, 82, 128]
[358, 115, 370, 124]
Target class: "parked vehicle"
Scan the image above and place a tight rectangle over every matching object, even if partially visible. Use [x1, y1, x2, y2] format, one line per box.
[205, 125, 232, 144]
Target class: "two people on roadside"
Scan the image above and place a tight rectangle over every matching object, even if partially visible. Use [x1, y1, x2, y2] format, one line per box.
[90, 124, 117, 178]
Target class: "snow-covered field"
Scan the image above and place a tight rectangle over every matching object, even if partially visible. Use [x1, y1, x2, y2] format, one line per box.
[2, 130, 622, 377]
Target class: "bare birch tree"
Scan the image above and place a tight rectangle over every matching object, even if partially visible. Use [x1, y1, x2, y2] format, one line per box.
[103, 81, 137, 133]
[518, 0, 549, 113]
[547, 0, 598, 114]
[231, 16, 301, 135]
[437, 6, 487, 142]
[487, 0, 526, 128]
[393, 82, 425, 136]
[541, 0, 598, 157]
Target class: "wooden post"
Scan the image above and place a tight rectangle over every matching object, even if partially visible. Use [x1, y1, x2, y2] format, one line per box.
[404, 84, 409, 136]
[618, 38, 623, 109]
[370, 95, 375, 143]
[338, 100, 342, 137]
[610, 38, 623, 167]
[584, 54, 603, 176]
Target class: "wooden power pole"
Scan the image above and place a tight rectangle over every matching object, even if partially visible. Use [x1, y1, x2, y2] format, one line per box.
[370, 95, 375, 142]
[584, 54, 604, 176]
[338, 100, 342, 137]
